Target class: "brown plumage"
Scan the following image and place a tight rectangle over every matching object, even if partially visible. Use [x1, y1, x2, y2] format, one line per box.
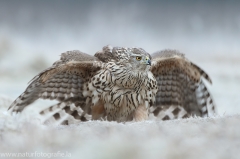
[8, 46, 215, 124]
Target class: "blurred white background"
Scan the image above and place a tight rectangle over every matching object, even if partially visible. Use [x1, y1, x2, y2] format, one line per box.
[0, 0, 240, 115]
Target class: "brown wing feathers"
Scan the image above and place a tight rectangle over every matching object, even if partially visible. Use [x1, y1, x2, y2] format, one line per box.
[151, 51, 202, 84]
[8, 51, 101, 115]
[8, 47, 215, 124]
[150, 50, 215, 119]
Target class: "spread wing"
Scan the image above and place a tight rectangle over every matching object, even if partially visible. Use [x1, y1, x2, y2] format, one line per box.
[9, 50, 102, 124]
[150, 50, 215, 120]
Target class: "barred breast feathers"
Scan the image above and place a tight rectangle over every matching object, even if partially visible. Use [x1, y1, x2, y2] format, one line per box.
[84, 62, 157, 121]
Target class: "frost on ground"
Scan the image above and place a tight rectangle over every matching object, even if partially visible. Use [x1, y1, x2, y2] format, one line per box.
[0, 96, 239, 159]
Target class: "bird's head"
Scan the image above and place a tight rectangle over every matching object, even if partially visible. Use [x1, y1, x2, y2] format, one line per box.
[112, 47, 152, 71]
[127, 48, 152, 71]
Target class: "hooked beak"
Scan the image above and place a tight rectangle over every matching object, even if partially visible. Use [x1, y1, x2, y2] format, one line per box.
[145, 57, 151, 66]
[147, 59, 151, 66]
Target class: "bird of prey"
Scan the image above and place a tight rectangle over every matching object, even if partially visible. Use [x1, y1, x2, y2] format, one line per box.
[8, 45, 215, 125]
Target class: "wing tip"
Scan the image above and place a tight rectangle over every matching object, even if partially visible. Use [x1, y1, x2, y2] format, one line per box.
[191, 62, 213, 84]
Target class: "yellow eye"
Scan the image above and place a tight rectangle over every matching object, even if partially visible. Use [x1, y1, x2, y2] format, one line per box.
[136, 56, 142, 61]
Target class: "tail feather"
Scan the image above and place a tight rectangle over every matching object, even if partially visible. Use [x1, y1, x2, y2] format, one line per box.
[149, 105, 189, 120]
[39, 102, 92, 125]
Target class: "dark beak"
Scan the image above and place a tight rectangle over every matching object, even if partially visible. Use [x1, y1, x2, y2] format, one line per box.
[147, 59, 151, 66]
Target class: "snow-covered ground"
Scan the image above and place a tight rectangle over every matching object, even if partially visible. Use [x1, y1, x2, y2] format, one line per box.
[1, 1, 240, 158]
[0, 98, 240, 159]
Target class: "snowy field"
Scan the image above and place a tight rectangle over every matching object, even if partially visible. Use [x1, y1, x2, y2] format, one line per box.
[1, 1, 240, 159]
[0, 97, 240, 159]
